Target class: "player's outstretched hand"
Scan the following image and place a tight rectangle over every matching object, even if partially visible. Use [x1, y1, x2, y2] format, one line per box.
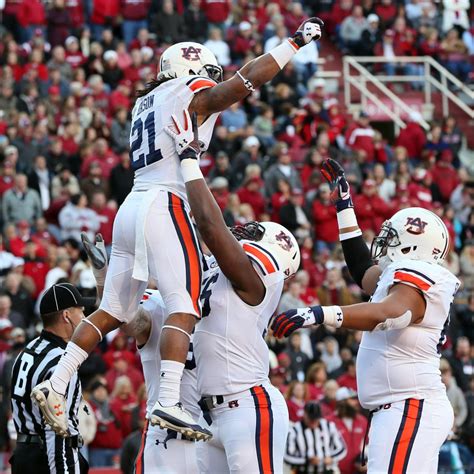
[271, 306, 323, 338]
[321, 158, 353, 212]
[81, 232, 108, 285]
[292, 17, 324, 48]
[165, 109, 201, 161]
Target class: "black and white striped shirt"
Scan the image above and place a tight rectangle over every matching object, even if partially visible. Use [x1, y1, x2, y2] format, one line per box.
[10, 330, 83, 473]
[285, 418, 347, 474]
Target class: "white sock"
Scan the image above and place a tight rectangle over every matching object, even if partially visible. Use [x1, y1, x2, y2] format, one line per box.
[50, 342, 88, 395]
[158, 360, 184, 407]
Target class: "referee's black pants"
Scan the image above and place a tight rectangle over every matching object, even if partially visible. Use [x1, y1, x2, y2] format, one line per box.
[10, 442, 89, 474]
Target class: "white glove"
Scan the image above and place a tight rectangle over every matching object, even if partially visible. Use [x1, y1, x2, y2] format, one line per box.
[165, 110, 200, 160]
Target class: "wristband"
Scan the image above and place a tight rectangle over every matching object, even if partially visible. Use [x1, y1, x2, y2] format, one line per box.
[337, 208, 362, 241]
[322, 306, 344, 328]
[269, 39, 299, 69]
[181, 158, 204, 183]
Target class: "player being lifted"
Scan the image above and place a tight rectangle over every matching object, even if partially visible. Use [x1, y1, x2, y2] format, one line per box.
[82, 234, 201, 473]
[166, 110, 300, 473]
[32, 19, 324, 440]
[272, 159, 460, 473]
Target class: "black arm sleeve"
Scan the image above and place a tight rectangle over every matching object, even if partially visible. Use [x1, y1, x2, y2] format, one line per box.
[341, 235, 375, 288]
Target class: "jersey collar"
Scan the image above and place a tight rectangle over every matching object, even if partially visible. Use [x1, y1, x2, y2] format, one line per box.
[41, 330, 67, 349]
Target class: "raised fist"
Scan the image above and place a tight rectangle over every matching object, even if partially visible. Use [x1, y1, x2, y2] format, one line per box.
[292, 17, 324, 48]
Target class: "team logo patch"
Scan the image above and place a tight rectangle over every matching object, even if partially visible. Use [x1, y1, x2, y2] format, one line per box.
[405, 217, 427, 235]
[275, 231, 294, 251]
[181, 46, 201, 61]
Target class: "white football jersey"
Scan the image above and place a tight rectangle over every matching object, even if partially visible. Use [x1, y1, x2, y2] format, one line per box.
[194, 253, 285, 396]
[130, 76, 219, 198]
[138, 289, 200, 419]
[357, 259, 460, 410]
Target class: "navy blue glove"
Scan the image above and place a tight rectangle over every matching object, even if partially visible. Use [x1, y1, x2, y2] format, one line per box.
[321, 158, 353, 212]
[292, 17, 324, 48]
[271, 306, 324, 338]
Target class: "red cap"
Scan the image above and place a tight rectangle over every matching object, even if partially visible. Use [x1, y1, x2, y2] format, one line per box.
[48, 85, 60, 96]
[17, 220, 30, 229]
[119, 79, 132, 88]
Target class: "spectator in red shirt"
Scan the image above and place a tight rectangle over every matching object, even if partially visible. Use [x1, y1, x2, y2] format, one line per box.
[231, 21, 257, 63]
[0, 161, 15, 197]
[330, 0, 353, 36]
[345, 112, 375, 163]
[66, 0, 84, 29]
[332, 387, 368, 474]
[22, 49, 49, 82]
[64, 36, 86, 69]
[312, 183, 339, 252]
[209, 177, 230, 212]
[295, 270, 319, 306]
[431, 150, 460, 203]
[237, 176, 266, 220]
[395, 112, 427, 163]
[90, 0, 120, 40]
[90, 191, 117, 246]
[103, 332, 136, 369]
[109, 81, 132, 116]
[88, 380, 123, 468]
[121, 0, 150, 46]
[408, 168, 434, 208]
[22, 240, 49, 298]
[354, 179, 392, 232]
[82, 138, 119, 180]
[17, 0, 46, 42]
[375, 0, 397, 28]
[337, 360, 358, 392]
[285, 381, 308, 422]
[128, 28, 156, 52]
[106, 356, 144, 393]
[109, 375, 138, 438]
[201, 0, 231, 26]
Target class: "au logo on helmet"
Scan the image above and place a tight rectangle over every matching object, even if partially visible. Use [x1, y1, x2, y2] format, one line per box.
[275, 231, 294, 251]
[181, 46, 201, 61]
[405, 217, 428, 235]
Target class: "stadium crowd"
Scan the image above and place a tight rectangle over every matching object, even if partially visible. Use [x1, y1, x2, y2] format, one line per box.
[0, 0, 473, 472]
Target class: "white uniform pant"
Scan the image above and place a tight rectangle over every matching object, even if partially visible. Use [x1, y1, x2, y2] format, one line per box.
[367, 395, 453, 473]
[197, 383, 289, 474]
[135, 421, 198, 474]
[100, 189, 202, 323]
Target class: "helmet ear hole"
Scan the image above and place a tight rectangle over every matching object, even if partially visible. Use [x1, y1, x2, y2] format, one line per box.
[401, 247, 411, 254]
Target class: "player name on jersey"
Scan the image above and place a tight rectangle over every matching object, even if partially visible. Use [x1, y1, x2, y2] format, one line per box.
[136, 95, 155, 115]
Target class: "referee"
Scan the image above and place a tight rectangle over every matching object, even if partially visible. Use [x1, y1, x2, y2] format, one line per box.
[10, 283, 94, 474]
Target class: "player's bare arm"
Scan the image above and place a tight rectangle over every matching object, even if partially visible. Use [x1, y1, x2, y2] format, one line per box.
[166, 111, 265, 305]
[190, 18, 323, 118]
[271, 280, 426, 337]
[321, 158, 382, 295]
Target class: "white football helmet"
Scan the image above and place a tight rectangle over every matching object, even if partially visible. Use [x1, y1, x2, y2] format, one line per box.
[231, 221, 301, 278]
[157, 42, 223, 83]
[371, 207, 450, 265]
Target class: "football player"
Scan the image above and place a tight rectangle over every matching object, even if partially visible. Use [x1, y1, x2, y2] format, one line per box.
[271, 159, 460, 473]
[32, 20, 323, 440]
[165, 111, 300, 472]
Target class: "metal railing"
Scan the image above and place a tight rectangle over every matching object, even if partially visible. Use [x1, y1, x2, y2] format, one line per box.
[343, 56, 474, 129]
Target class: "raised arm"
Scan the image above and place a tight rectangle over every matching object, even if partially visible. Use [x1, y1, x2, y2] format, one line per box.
[190, 18, 323, 116]
[271, 280, 426, 337]
[165, 111, 266, 306]
[320, 158, 381, 295]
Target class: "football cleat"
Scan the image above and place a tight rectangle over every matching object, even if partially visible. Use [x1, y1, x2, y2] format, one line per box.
[31, 380, 69, 437]
[149, 401, 212, 441]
